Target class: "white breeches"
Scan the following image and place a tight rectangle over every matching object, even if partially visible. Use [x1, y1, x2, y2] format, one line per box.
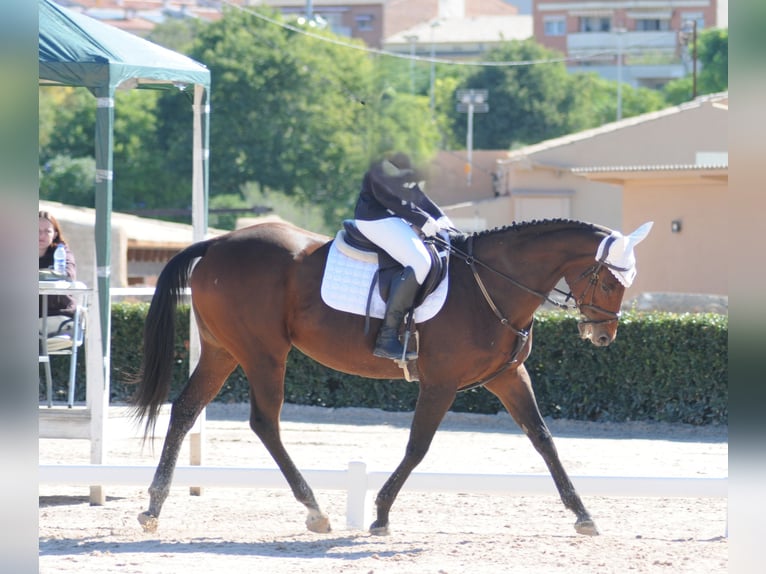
[355, 218, 431, 284]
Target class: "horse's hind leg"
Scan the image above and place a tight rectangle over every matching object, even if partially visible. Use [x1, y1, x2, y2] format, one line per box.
[243, 360, 331, 534]
[485, 365, 599, 536]
[138, 346, 237, 533]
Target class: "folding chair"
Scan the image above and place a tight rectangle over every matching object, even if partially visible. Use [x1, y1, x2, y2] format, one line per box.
[40, 289, 88, 408]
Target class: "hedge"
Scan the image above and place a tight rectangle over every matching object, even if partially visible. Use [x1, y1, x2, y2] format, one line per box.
[41, 303, 727, 425]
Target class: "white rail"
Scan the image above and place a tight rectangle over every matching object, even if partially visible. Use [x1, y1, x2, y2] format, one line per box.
[39, 463, 727, 531]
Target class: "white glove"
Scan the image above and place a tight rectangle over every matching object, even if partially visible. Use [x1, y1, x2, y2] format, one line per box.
[420, 217, 439, 237]
[436, 215, 454, 231]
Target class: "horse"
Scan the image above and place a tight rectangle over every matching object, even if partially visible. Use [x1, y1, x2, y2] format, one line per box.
[131, 217, 652, 537]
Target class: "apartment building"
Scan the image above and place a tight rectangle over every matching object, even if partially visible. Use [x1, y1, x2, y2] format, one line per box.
[533, 0, 726, 89]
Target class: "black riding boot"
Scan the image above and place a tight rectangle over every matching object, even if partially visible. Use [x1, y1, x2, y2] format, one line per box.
[374, 266, 420, 360]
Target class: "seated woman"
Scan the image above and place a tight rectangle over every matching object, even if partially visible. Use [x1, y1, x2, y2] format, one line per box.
[38, 210, 77, 338]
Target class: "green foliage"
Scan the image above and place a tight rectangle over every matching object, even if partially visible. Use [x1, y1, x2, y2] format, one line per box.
[39, 154, 95, 205]
[146, 17, 203, 54]
[241, 182, 335, 235]
[39, 87, 96, 164]
[567, 71, 666, 128]
[38, 86, 180, 212]
[151, 8, 441, 227]
[527, 311, 728, 425]
[451, 40, 667, 150]
[663, 28, 728, 105]
[208, 193, 248, 230]
[451, 40, 576, 149]
[44, 306, 727, 425]
[696, 28, 728, 94]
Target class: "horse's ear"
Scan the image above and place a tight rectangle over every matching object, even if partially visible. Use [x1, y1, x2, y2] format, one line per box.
[597, 221, 654, 287]
[626, 221, 653, 246]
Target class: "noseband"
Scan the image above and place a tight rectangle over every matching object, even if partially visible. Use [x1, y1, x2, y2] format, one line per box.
[567, 262, 622, 326]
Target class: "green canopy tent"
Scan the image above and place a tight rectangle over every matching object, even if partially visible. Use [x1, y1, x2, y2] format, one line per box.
[38, 0, 211, 390]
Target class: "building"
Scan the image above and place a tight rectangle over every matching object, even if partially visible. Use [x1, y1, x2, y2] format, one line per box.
[426, 93, 727, 298]
[56, 1, 529, 52]
[384, 0, 531, 60]
[532, 0, 727, 89]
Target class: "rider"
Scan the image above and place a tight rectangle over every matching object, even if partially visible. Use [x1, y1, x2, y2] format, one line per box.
[354, 153, 453, 360]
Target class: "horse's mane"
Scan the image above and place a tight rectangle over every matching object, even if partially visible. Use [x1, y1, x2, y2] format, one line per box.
[465, 218, 607, 241]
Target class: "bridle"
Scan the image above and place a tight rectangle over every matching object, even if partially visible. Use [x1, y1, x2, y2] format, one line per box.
[430, 233, 625, 390]
[437, 234, 623, 324]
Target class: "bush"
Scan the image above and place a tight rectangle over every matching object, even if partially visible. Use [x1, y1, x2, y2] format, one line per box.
[41, 305, 727, 425]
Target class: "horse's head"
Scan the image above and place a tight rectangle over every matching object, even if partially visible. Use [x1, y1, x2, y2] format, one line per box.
[565, 222, 653, 347]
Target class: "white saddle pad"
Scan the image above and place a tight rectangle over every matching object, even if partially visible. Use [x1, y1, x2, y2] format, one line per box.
[320, 231, 448, 323]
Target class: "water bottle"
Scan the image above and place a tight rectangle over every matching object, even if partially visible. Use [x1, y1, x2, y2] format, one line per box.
[53, 243, 67, 276]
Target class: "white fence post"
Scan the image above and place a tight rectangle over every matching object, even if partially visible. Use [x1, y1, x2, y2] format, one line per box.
[346, 461, 368, 530]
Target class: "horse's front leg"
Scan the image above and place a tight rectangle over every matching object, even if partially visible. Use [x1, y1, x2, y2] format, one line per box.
[371, 383, 456, 535]
[485, 365, 599, 536]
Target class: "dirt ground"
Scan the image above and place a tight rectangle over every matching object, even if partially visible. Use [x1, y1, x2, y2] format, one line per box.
[39, 403, 728, 574]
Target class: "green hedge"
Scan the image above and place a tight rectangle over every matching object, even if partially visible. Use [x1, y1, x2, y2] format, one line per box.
[41, 304, 727, 425]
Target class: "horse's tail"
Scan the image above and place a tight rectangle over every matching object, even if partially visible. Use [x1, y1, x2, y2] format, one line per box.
[130, 239, 212, 439]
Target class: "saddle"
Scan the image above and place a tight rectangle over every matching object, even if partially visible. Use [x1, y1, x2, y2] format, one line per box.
[340, 219, 448, 307]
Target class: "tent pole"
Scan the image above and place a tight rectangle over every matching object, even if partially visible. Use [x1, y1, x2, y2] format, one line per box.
[188, 84, 210, 493]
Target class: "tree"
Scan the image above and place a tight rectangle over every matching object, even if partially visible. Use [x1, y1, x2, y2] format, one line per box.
[39, 86, 177, 211]
[154, 8, 440, 224]
[451, 39, 668, 150]
[567, 71, 666, 128]
[663, 28, 728, 105]
[39, 154, 95, 205]
[451, 41, 588, 150]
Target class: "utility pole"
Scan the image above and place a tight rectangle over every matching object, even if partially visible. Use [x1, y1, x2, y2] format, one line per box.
[614, 27, 626, 121]
[680, 19, 699, 99]
[456, 89, 489, 187]
[405, 35, 418, 95]
[429, 21, 440, 113]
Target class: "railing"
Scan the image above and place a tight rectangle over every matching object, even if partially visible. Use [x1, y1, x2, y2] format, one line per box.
[38, 462, 727, 531]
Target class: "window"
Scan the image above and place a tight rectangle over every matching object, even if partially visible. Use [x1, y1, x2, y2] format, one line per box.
[544, 16, 566, 36]
[579, 17, 611, 32]
[355, 14, 373, 32]
[681, 12, 705, 30]
[635, 19, 670, 31]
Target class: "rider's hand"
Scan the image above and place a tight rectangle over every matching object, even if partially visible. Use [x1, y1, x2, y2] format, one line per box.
[421, 217, 440, 237]
[436, 215, 454, 231]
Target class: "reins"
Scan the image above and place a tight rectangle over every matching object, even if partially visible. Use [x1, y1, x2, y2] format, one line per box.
[430, 231, 623, 391]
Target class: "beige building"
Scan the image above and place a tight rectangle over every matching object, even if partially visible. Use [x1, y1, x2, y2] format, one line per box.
[426, 93, 728, 299]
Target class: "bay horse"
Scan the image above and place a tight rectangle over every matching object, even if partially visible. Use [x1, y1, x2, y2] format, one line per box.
[131, 218, 651, 536]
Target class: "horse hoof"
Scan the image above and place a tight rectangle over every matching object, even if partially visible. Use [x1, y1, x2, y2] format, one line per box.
[575, 519, 599, 536]
[369, 521, 390, 536]
[138, 511, 159, 533]
[306, 511, 332, 533]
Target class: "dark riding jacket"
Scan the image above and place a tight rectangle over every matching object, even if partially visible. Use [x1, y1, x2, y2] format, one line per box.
[354, 162, 446, 230]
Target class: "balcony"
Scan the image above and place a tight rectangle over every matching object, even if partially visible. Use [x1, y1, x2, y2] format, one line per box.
[567, 31, 679, 57]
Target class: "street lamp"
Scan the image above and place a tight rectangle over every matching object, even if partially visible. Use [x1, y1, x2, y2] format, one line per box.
[456, 89, 489, 186]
